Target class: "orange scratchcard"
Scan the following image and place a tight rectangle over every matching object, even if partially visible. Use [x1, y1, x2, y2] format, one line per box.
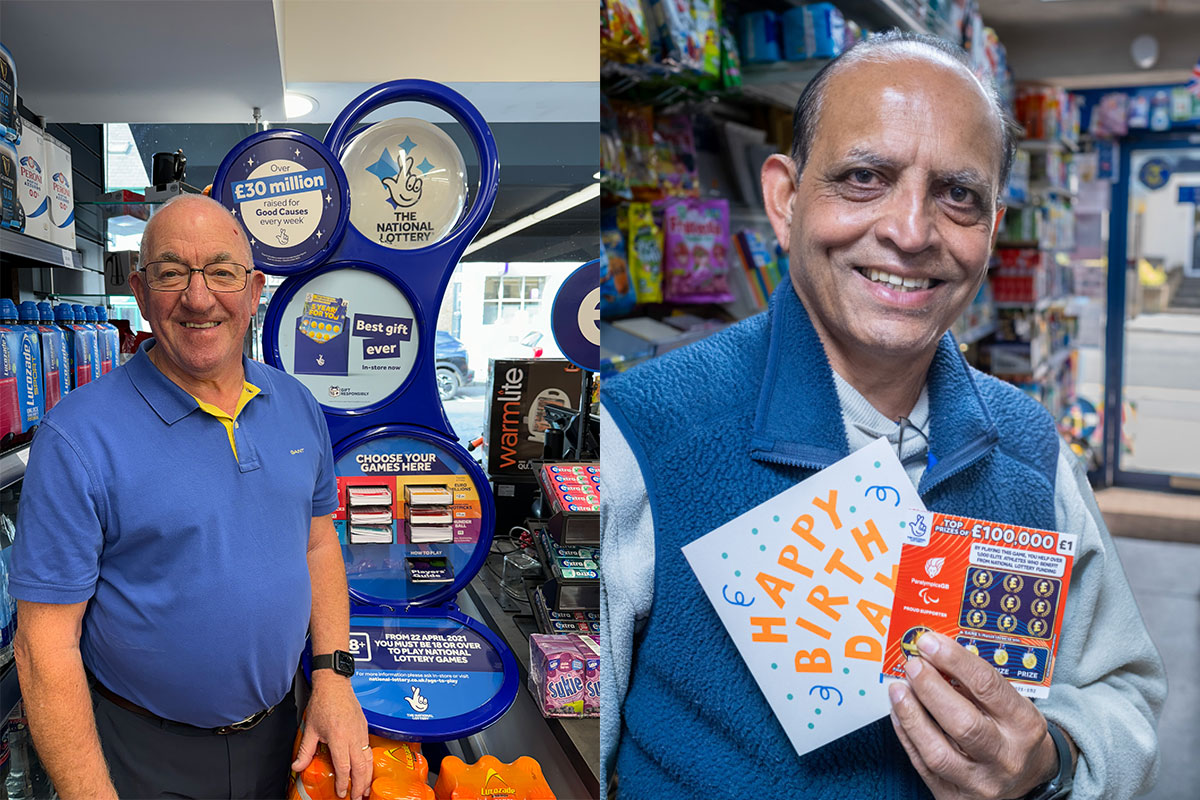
[883, 511, 1076, 699]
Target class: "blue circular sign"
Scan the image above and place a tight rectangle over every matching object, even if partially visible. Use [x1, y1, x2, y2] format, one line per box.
[1138, 157, 1171, 191]
[551, 259, 600, 372]
[212, 130, 349, 275]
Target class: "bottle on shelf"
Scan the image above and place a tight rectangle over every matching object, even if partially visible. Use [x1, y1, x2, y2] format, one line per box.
[93, 306, 120, 376]
[0, 538, 13, 669]
[3, 703, 34, 800]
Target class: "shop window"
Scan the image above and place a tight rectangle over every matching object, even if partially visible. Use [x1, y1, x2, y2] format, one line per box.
[482, 276, 544, 325]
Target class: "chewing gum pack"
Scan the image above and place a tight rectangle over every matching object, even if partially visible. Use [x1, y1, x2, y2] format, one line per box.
[883, 511, 1076, 699]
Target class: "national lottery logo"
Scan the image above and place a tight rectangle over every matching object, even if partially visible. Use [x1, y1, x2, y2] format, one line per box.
[364, 135, 436, 209]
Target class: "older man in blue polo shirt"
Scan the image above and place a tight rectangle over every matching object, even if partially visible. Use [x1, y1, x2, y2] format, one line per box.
[11, 194, 372, 799]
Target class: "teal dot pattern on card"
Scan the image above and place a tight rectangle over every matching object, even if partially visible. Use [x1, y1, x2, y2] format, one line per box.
[874, 461, 881, 468]
[773, 515, 780, 522]
[722, 553, 727, 559]
[759, 545, 766, 551]
[855, 475, 862, 482]
[849, 505, 856, 513]
[808, 722, 814, 729]
[859, 689, 866, 696]
[900, 521, 906, 528]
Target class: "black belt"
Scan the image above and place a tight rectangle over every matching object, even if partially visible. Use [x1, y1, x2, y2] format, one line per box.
[89, 674, 279, 736]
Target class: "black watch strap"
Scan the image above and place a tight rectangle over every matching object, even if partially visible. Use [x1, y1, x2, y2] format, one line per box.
[312, 650, 355, 677]
[1026, 721, 1074, 800]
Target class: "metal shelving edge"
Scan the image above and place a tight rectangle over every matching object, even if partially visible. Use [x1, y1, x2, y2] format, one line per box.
[0, 660, 19, 723]
[1, 229, 93, 272]
[1, 444, 31, 491]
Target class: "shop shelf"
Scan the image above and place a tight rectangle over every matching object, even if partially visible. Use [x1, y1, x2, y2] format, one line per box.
[1034, 347, 1075, 382]
[0, 444, 32, 491]
[0, 660, 19, 723]
[0, 228, 89, 272]
[995, 295, 1068, 312]
[742, 61, 831, 109]
[1018, 138, 1080, 154]
[959, 319, 997, 345]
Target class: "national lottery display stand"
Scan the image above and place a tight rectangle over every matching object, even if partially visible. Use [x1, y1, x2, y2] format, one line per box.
[212, 81, 572, 799]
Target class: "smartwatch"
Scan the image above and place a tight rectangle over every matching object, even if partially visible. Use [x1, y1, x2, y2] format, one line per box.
[1025, 721, 1074, 800]
[312, 650, 356, 677]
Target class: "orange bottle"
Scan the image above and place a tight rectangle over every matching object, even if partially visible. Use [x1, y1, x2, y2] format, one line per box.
[370, 776, 436, 800]
[371, 736, 430, 783]
[288, 730, 432, 800]
[433, 755, 556, 800]
[287, 743, 341, 800]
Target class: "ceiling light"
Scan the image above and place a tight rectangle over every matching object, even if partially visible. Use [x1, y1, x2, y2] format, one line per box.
[285, 92, 318, 119]
[465, 183, 601, 256]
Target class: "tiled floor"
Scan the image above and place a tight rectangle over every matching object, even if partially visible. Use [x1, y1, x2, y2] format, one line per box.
[1111, 536, 1200, 799]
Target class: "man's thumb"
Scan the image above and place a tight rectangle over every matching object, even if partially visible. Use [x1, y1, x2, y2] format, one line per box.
[292, 727, 319, 771]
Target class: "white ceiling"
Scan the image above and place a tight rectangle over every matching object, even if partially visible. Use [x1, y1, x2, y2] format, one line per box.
[0, 0, 599, 125]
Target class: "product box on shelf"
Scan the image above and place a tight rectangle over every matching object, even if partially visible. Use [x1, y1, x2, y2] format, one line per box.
[484, 359, 583, 482]
[990, 247, 1053, 305]
[536, 462, 600, 546]
[0, 139, 21, 231]
[0, 42, 18, 143]
[781, 3, 846, 61]
[738, 11, 782, 64]
[14, 124, 49, 243]
[528, 633, 600, 719]
[42, 130, 74, 251]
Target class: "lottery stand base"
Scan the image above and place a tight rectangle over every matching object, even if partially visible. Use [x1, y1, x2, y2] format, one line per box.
[303, 427, 562, 798]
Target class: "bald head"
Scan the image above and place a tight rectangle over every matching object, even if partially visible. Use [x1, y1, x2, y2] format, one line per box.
[790, 31, 1022, 202]
[140, 193, 253, 270]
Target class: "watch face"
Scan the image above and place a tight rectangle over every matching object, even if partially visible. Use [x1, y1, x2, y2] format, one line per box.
[335, 650, 356, 677]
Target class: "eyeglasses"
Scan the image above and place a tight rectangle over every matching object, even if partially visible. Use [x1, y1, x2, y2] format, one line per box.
[140, 261, 251, 293]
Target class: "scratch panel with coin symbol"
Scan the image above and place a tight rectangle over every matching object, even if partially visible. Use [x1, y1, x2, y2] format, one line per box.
[960, 569, 1062, 640]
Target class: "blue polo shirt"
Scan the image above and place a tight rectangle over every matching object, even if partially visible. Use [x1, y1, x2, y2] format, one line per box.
[11, 340, 338, 727]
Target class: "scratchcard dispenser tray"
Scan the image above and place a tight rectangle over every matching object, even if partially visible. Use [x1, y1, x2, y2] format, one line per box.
[314, 423, 517, 742]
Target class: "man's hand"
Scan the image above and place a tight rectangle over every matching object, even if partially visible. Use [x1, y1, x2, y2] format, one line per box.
[291, 677, 372, 800]
[888, 631, 1060, 800]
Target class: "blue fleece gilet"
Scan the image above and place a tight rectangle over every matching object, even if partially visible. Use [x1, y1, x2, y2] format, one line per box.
[602, 280, 1061, 800]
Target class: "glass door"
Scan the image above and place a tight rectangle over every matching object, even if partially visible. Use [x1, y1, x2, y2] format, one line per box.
[1105, 134, 1200, 490]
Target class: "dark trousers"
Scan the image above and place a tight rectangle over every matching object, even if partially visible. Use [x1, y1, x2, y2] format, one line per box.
[91, 688, 298, 800]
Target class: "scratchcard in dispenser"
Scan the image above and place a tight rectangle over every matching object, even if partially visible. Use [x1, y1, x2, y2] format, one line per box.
[294, 293, 350, 376]
[883, 511, 1076, 699]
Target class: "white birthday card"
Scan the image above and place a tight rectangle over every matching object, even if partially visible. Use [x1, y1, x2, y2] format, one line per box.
[682, 437, 925, 758]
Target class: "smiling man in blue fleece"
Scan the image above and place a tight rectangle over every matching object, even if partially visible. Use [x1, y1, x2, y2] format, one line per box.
[600, 32, 1165, 800]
